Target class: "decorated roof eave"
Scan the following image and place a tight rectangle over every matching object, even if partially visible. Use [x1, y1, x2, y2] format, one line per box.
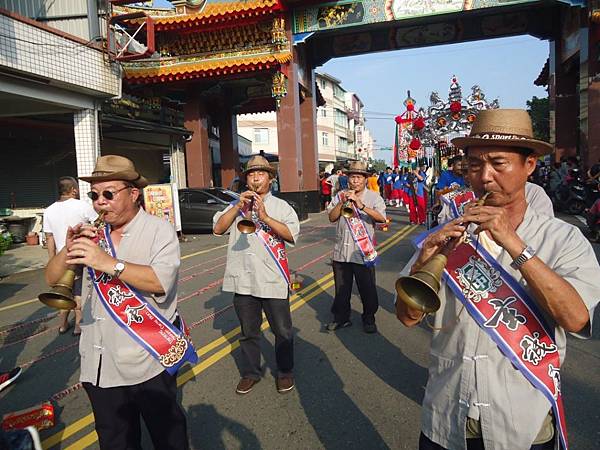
[116, 0, 283, 32]
[124, 52, 292, 84]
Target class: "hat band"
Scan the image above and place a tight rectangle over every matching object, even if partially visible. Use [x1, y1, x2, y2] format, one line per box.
[470, 133, 532, 141]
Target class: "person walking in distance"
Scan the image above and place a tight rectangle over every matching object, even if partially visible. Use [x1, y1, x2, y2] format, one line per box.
[43, 176, 97, 336]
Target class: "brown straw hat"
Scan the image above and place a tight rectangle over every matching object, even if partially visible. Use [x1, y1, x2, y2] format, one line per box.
[79, 155, 149, 188]
[242, 155, 277, 176]
[451, 109, 553, 156]
[346, 160, 370, 176]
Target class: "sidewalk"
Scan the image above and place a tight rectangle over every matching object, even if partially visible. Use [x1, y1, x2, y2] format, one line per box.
[0, 243, 47, 278]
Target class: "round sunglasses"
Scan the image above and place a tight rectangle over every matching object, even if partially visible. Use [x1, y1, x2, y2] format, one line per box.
[88, 186, 130, 201]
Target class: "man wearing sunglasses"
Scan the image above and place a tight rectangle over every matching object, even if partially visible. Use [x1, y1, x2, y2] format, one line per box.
[45, 155, 192, 449]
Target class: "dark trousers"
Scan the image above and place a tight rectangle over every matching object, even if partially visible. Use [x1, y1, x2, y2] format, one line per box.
[83, 371, 189, 450]
[233, 294, 294, 380]
[418, 433, 555, 450]
[331, 261, 379, 325]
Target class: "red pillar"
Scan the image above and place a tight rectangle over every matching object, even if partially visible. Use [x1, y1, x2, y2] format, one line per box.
[184, 94, 212, 187]
[219, 107, 240, 189]
[582, 20, 600, 169]
[300, 70, 318, 192]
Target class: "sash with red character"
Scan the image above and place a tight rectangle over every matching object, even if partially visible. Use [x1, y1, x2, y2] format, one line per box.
[444, 238, 568, 449]
[236, 201, 291, 285]
[339, 193, 378, 266]
[441, 188, 477, 219]
[89, 225, 198, 375]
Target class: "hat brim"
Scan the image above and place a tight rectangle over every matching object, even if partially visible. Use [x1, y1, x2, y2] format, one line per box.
[346, 170, 370, 176]
[451, 136, 553, 156]
[242, 166, 277, 176]
[79, 170, 148, 188]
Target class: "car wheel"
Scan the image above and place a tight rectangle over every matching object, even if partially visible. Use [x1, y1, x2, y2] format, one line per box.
[568, 200, 585, 215]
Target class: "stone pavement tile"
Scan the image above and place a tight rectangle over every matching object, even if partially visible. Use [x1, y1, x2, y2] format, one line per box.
[0, 244, 47, 278]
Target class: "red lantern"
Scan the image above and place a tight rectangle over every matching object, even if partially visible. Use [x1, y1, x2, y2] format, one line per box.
[413, 117, 425, 130]
[395, 115, 403, 124]
[409, 137, 421, 150]
[450, 101, 462, 113]
[406, 102, 415, 112]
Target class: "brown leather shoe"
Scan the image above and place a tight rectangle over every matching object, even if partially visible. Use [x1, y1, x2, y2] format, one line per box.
[276, 376, 295, 394]
[236, 377, 259, 395]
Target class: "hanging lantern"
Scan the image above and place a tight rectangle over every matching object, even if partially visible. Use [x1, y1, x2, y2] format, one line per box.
[413, 116, 425, 131]
[409, 137, 421, 150]
[406, 102, 415, 112]
[467, 113, 477, 123]
[437, 117, 447, 127]
[395, 115, 403, 124]
[450, 101, 462, 113]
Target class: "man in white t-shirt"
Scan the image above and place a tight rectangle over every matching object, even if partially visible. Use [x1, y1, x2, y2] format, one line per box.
[43, 176, 97, 336]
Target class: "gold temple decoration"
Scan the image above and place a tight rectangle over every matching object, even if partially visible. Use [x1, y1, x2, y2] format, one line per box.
[271, 71, 288, 108]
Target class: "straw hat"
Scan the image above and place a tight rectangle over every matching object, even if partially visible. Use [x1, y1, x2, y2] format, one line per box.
[346, 160, 370, 176]
[79, 155, 148, 188]
[242, 155, 277, 176]
[451, 109, 553, 156]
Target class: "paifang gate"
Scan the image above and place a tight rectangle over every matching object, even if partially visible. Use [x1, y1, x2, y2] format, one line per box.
[115, 1, 597, 216]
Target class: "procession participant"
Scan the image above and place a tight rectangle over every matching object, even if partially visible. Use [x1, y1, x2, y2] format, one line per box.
[414, 163, 428, 225]
[43, 176, 97, 336]
[383, 167, 394, 205]
[213, 155, 299, 395]
[436, 156, 465, 190]
[326, 160, 386, 333]
[396, 109, 600, 450]
[45, 155, 196, 450]
[391, 167, 404, 208]
[367, 170, 380, 192]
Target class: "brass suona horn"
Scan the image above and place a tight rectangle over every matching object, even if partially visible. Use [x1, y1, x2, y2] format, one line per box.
[395, 192, 490, 314]
[341, 190, 355, 218]
[237, 192, 256, 234]
[38, 210, 106, 310]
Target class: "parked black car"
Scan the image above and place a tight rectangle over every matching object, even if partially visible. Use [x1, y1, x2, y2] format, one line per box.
[179, 188, 238, 232]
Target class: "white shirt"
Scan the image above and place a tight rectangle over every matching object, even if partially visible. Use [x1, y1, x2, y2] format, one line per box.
[43, 198, 97, 251]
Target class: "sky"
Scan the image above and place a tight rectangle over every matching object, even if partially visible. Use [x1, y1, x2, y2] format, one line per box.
[321, 35, 549, 163]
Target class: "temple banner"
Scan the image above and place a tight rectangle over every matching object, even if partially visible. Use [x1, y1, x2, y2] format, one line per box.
[292, 0, 537, 34]
[143, 183, 182, 231]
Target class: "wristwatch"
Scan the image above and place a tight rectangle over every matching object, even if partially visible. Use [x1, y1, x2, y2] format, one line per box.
[113, 259, 126, 278]
[510, 246, 536, 269]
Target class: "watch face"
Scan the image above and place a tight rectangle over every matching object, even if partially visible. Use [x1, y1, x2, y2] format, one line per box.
[116, 262, 125, 271]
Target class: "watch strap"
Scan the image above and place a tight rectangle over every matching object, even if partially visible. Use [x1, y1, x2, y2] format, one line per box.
[510, 246, 535, 269]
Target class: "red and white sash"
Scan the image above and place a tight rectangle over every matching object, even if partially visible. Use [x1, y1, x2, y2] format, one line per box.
[440, 189, 477, 219]
[237, 201, 291, 285]
[90, 225, 198, 375]
[339, 193, 378, 266]
[444, 240, 568, 449]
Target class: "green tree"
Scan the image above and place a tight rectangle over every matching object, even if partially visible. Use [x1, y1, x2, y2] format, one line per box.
[526, 96, 549, 142]
[369, 159, 388, 172]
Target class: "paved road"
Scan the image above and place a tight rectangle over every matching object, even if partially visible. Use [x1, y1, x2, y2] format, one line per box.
[0, 209, 599, 449]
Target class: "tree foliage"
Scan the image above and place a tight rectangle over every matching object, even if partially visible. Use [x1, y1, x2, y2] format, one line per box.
[526, 96, 550, 142]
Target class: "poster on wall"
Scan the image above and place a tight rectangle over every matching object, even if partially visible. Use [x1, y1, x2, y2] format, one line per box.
[143, 183, 182, 232]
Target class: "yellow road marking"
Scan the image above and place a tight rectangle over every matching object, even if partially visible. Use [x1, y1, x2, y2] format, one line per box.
[63, 431, 98, 450]
[42, 224, 416, 449]
[0, 298, 39, 313]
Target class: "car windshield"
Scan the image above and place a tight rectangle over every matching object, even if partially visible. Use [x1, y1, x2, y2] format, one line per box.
[208, 189, 239, 202]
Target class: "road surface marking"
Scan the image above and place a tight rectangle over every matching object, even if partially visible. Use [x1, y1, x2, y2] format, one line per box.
[43, 224, 416, 449]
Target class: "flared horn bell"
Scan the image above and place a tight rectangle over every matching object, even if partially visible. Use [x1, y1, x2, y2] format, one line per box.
[395, 254, 447, 314]
[237, 218, 256, 234]
[38, 268, 77, 310]
[341, 202, 354, 218]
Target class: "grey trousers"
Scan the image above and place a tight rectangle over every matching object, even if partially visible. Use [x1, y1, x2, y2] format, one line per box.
[233, 294, 294, 380]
